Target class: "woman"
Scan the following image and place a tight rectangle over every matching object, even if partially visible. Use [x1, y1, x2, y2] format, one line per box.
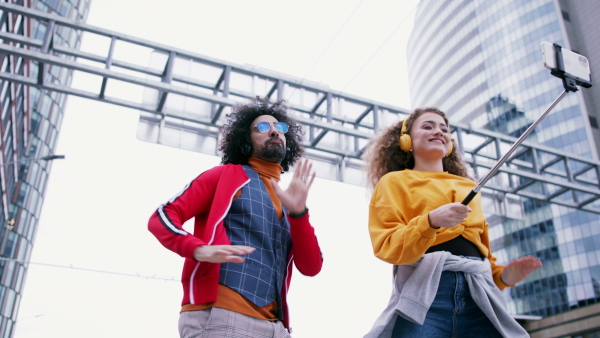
[363, 107, 542, 338]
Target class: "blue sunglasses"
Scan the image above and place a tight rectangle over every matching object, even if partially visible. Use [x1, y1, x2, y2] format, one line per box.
[253, 121, 289, 134]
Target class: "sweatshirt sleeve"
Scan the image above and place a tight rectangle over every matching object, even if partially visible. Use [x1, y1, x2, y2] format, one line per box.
[287, 212, 323, 276]
[369, 175, 439, 265]
[147, 168, 220, 260]
[480, 220, 510, 290]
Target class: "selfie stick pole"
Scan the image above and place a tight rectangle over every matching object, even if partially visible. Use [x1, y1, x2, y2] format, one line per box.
[461, 90, 567, 205]
[462, 43, 591, 205]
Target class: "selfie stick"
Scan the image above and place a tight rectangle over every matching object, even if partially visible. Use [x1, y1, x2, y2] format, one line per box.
[462, 43, 593, 205]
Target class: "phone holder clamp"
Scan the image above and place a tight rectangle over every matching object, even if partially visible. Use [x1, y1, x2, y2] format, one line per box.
[551, 43, 592, 92]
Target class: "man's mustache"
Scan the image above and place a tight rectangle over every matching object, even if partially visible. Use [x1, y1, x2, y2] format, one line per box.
[264, 136, 283, 146]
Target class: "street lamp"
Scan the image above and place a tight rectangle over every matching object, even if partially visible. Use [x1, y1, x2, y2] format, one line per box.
[1, 154, 66, 230]
[0, 154, 66, 167]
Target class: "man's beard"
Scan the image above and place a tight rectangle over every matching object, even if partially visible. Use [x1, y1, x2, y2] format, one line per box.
[256, 138, 286, 163]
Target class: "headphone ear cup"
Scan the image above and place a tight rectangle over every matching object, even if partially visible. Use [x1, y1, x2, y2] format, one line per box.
[399, 134, 412, 152]
[242, 144, 252, 156]
[446, 140, 453, 157]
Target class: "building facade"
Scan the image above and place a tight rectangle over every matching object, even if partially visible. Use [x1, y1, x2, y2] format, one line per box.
[407, 0, 600, 334]
[0, 0, 89, 336]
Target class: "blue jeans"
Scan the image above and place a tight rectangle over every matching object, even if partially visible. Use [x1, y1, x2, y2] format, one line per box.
[392, 269, 502, 338]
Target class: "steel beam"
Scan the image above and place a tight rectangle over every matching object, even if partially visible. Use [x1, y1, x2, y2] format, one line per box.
[1, 2, 599, 214]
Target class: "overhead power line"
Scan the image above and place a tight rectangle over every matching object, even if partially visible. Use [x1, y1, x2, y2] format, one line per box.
[286, 1, 420, 114]
[287, 0, 365, 101]
[0, 257, 178, 282]
[337, 2, 420, 96]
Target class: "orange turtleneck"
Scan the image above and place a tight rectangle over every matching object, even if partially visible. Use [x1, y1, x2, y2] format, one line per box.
[180, 158, 284, 320]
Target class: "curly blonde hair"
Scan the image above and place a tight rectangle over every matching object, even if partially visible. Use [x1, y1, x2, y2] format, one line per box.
[363, 107, 472, 190]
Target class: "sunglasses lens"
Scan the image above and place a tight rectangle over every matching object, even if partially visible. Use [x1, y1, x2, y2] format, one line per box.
[275, 122, 288, 134]
[255, 122, 288, 133]
[256, 122, 271, 133]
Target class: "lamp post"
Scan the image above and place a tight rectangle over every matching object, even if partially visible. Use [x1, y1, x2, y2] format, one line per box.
[1, 154, 66, 241]
[0, 153, 65, 338]
[0, 154, 66, 167]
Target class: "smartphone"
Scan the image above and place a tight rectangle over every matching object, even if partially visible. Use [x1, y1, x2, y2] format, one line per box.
[541, 41, 591, 82]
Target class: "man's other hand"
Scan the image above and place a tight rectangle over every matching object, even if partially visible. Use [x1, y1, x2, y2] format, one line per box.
[193, 245, 255, 263]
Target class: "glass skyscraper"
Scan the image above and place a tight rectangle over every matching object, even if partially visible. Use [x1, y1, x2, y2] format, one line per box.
[407, 0, 600, 320]
[0, 0, 89, 336]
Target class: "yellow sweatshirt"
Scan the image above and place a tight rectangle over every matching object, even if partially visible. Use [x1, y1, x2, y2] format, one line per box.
[369, 169, 510, 290]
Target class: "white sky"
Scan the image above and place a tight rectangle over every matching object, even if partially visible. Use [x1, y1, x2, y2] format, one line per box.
[15, 1, 421, 337]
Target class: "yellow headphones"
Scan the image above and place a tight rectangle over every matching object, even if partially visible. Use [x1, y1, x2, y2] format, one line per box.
[399, 117, 453, 156]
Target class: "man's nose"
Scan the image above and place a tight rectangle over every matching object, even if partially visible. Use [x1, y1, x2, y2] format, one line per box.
[269, 125, 279, 136]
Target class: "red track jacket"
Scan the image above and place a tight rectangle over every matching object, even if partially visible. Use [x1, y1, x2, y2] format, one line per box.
[148, 164, 323, 328]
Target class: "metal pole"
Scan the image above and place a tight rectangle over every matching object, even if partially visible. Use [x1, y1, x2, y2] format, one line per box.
[462, 90, 568, 205]
[0, 155, 65, 167]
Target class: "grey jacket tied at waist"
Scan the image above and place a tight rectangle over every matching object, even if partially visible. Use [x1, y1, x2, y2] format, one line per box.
[364, 251, 529, 338]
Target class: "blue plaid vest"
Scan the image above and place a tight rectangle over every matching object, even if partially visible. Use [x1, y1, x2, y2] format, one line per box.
[220, 166, 292, 316]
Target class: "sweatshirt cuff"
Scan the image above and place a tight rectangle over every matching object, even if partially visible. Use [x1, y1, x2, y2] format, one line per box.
[418, 213, 439, 239]
[494, 267, 512, 290]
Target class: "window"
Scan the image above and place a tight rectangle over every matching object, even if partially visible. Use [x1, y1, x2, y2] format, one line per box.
[1, 288, 15, 318]
[590, 116, 598, 129]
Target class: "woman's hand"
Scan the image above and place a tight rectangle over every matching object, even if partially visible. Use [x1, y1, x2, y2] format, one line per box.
[428, 202, 472, 229]
[501, 256, 543, 286]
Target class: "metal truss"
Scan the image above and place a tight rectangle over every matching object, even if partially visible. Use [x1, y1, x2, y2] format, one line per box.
[1, 2, 599, 214]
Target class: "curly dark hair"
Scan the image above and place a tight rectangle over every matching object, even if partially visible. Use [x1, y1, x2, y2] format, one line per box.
[219, 96, 304, 172]
[363, 107, 473, 190]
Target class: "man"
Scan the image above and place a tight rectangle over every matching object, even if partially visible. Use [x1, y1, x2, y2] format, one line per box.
[148, 97, 323, 338]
